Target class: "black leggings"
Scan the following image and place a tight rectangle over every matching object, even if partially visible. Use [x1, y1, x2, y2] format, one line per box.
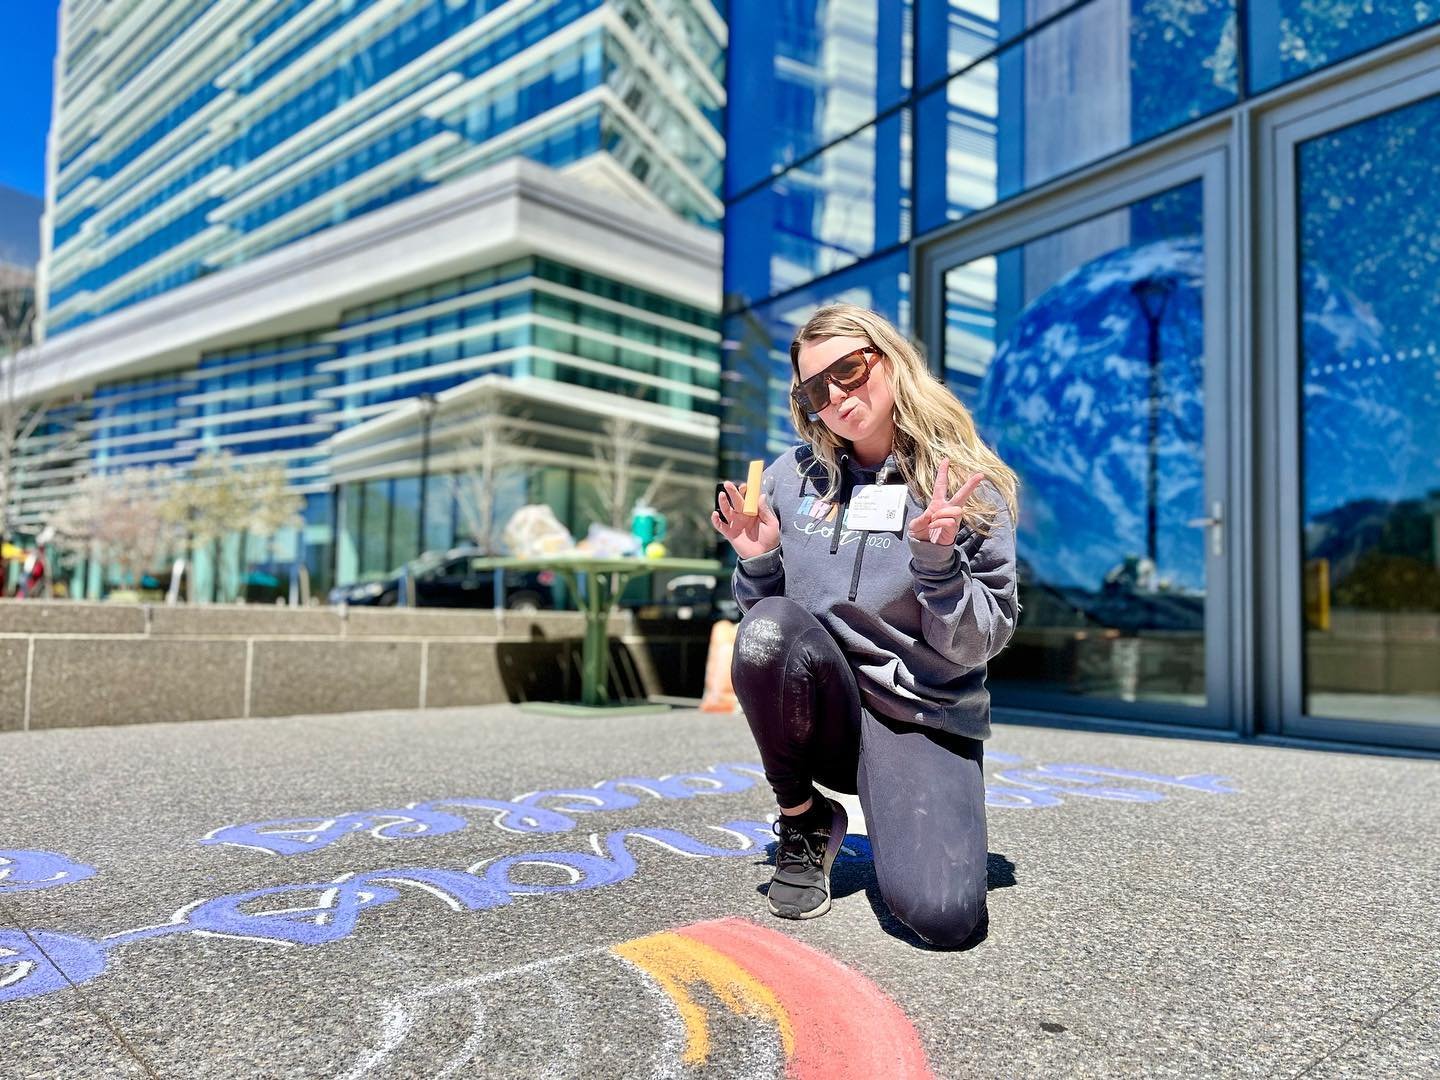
[730, 595, 989, 948]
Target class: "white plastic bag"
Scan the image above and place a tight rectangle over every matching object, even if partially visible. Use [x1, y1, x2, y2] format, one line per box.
[502, 505, 576, 558]
[576, 523, 640, 558]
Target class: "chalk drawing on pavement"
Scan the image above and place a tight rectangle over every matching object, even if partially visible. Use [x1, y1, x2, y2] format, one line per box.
[0, 851, 96, 894]
[200, 756, 1240, 856]
[984, 764, 1238, 809]
[199, 764, 770, 856]
[341, 918, 933, 1080]
[0, 818, 792, 1005]
[2, 753, 1239, 1007]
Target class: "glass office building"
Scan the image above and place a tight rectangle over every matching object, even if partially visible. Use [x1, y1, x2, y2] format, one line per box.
[723, 1, 1440, 753]
[18, 0, 725, 599]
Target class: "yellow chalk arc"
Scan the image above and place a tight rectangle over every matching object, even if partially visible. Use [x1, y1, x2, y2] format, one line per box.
[612, 930, 794, 1066]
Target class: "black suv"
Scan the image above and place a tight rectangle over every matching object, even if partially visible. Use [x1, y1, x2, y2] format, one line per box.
[327, 547, 557, 610]
[626, 573, 741, 621]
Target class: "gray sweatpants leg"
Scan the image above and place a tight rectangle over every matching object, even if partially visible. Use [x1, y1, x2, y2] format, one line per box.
[732, 595, 988, 947]
[857, 708, 988, 948]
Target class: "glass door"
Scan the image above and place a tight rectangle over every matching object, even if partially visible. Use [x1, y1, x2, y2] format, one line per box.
[917, 144, 1240, 730]
[1262, 58, 1440, 750]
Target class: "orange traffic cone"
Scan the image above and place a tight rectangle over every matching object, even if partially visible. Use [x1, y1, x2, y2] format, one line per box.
[699, 618, 740, 713]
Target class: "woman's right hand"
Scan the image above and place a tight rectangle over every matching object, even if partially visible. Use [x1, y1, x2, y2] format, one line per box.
[712, 479, 781, 561]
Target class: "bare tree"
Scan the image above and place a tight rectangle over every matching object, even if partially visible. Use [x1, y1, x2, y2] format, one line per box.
[46, 472, 108, 594]
[583, 415, 711, 545]
[160, 450, 254, 602]
[243, 459, 306, 603]
[585, 416, 686, 531]
[585, 416, 639, 531]
[0, 267, 84, 555]
[449, 406, 532, 554]
[107, 467, 183, 589]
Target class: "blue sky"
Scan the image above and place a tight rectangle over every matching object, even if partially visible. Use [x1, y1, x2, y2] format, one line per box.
[1, 1, 60, 197]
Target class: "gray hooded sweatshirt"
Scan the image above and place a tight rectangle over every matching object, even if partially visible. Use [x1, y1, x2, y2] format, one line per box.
[731, 443, 1020, 741]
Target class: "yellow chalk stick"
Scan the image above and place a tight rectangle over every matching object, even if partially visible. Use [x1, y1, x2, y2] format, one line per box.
[743, 460, 763, 516]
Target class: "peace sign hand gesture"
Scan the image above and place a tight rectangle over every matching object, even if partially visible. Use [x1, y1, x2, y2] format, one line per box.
[907, 458, 985, 546]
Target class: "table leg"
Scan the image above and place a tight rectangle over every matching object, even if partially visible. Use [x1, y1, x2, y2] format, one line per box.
[578, 571, 634, 706]
[579, 571, 601, 706]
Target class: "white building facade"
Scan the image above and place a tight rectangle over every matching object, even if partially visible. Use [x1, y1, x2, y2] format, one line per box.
[16, 0, 725, 600]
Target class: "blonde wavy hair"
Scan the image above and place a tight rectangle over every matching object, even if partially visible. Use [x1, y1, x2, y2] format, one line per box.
[788, 303, 1019, 537]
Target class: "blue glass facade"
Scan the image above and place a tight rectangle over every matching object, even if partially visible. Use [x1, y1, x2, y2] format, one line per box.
[1295, 91, 1440, 727]
[723, 0, 1245, 476]
[24, 251, 717, 599]
[324, 257, 719, 422]
[1248, 1, 1440, 91]
[89, 375, 196, 471]
[723, 2, 1440, 747]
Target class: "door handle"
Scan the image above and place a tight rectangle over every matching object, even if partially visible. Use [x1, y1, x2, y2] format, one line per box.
[1185, 501, 1224, 558]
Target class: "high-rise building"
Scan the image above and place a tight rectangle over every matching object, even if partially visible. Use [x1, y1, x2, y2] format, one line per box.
[0, 184, 43, 275]
[15, 0, 725, 600]
[724, 2, 1440, 754]
[1, 183, 44, 598]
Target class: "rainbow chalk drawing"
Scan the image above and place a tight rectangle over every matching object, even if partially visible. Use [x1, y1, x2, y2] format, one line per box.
[341, 919, 933, 1079]
[621, 919, 934, 1078]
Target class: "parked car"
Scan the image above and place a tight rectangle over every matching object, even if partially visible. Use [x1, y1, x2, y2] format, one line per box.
[327, 547, 558, 610]
[628, 573, 740, 621]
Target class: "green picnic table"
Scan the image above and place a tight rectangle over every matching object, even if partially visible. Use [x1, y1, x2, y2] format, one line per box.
[468, 555, 723, 715]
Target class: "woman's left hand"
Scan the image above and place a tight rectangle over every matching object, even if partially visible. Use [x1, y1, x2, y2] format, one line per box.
[908, 458, 985, 545]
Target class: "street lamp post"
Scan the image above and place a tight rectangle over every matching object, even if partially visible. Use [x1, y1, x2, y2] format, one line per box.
[416, 392, 437, 567]
[1130, 276, 1174, 571]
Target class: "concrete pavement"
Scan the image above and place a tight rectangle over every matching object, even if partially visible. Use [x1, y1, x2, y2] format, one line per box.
[2, 704, 1437, 1078]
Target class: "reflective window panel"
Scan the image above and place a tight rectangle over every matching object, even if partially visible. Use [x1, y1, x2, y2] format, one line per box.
[914, 0, 1004, 86]
[359, 478, 393, 578]
[392, 476, 422, 571]
[725, 111, 910, 311]
[945, 180, 1209, 706]
[726, 1, 912, 196]
[1296, 92, 1440, 727]
[1249, 2, 1440, 93]
[915, 0, 1235, 234]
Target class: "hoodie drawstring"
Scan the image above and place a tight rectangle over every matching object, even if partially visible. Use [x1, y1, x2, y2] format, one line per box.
[830, 453, 851, 555]
[832, 451, 905, 602]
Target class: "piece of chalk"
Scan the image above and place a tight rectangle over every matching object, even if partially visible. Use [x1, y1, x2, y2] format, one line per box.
[743, 459, 763, 516]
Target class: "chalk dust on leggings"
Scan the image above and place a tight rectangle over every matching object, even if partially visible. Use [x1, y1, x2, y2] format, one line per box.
[736, 616, 785, 666]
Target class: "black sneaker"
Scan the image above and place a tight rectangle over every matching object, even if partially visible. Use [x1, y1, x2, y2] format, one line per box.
[766, 797, 848, 920]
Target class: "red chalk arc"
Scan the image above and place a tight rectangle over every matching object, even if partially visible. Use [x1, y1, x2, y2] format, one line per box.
[614, 917, 934, 1079]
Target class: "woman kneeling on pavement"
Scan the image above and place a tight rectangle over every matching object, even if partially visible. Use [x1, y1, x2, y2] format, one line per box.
[712, 302, 1021, 948]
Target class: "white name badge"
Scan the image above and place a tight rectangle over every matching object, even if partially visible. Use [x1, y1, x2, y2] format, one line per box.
[843, 484, 909, 531]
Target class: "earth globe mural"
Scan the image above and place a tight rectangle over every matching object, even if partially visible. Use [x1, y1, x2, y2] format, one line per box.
[972, 234, 1413, 630]
[974, 236, 1208, 611]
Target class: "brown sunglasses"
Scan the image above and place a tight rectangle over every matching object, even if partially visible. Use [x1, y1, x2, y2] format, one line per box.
[790, 346, 881, 420]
